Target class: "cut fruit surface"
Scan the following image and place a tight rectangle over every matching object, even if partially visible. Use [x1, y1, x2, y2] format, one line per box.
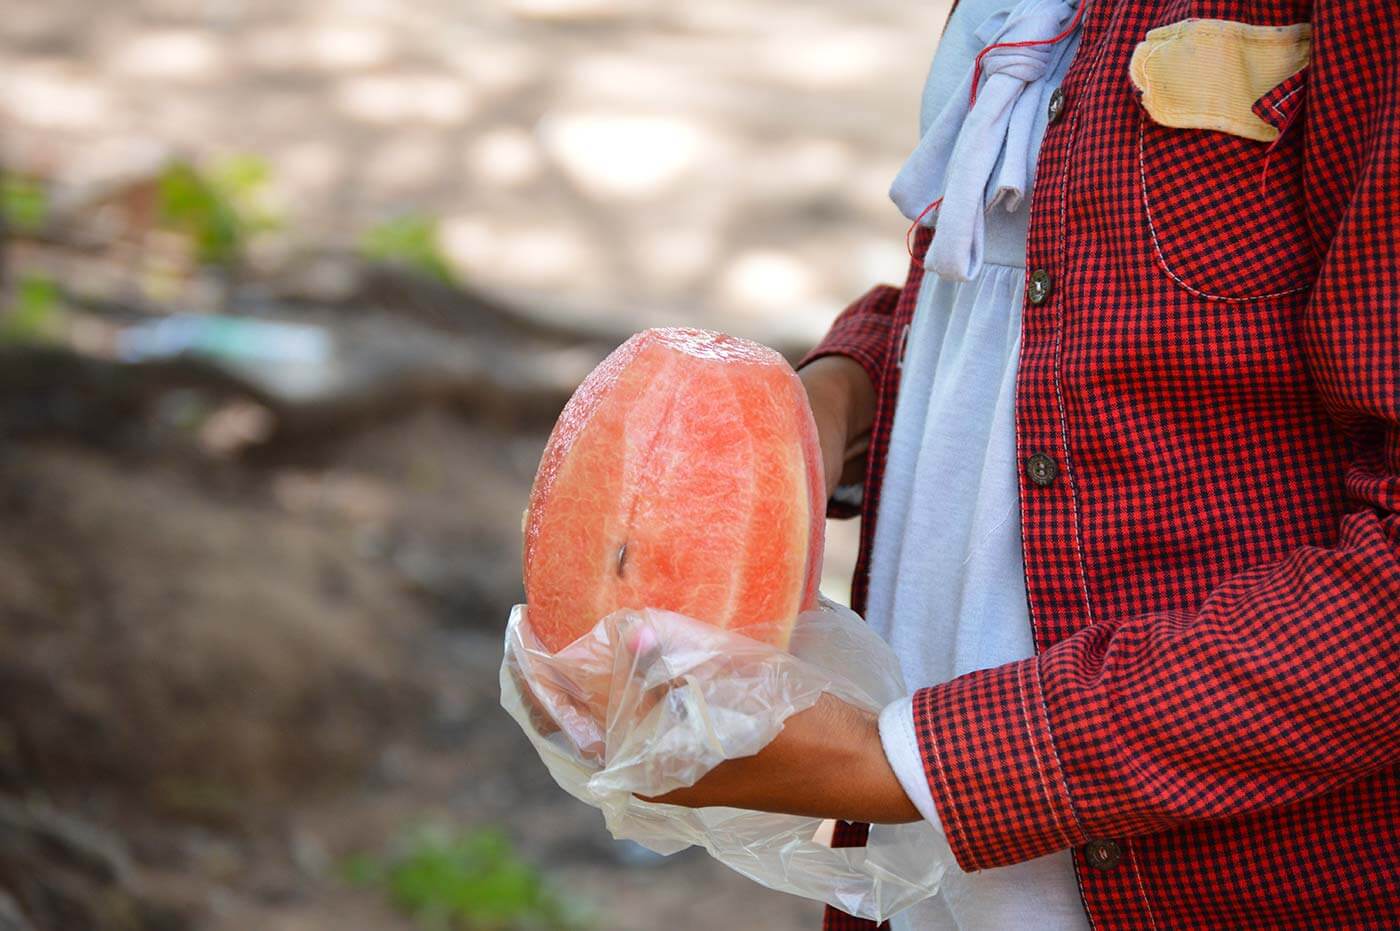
[523, 327, 824, 653]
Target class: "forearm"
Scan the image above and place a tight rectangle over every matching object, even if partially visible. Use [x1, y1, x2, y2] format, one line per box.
[645, 692, 921, 825]
[799, 355, 877, 496]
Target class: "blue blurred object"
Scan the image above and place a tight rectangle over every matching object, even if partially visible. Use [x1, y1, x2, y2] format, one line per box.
[116, 314, 331, 366]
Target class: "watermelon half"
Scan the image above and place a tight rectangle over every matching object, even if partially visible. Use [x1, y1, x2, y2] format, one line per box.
[523, 327, 825, 652]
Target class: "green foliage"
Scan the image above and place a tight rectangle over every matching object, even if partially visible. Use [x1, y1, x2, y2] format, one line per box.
[344, 826, 586, 931]
[2, 174, 49, 234]
[209, 153, 273, 205]
[157, 154, 281, 267]
[1, 276, 61, 343]
[159, 162, 239, 265]
[359, 214, 457, 285]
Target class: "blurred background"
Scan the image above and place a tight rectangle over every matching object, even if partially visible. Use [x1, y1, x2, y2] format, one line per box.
[0, 0, 949, 928]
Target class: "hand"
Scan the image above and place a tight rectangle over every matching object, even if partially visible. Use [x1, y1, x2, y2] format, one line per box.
[799, 356, 876, 498]
[509, 607, 919, 825]
[642, 691, 921, 825]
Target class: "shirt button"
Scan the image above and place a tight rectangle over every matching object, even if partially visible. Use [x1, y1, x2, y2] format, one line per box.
[1047, 86, 1066, 124]
[1027, 452, 1058, 487]
[1085, 839, 1123, 871]
[1028, 269, 1052, 305]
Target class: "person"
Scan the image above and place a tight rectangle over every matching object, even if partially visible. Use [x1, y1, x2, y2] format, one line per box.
[649, 0, 1400, 927]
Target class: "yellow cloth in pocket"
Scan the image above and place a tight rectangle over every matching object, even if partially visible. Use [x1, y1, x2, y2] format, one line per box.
[1129, 18, 1311, 142]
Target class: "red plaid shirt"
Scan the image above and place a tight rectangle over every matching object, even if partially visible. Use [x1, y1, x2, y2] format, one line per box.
[801, 0, 1400, 927]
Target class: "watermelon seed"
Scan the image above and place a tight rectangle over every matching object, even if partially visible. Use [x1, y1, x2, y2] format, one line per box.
[616, 542, 628, 577]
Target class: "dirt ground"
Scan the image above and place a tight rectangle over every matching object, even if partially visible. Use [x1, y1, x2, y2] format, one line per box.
[0, 402, 823, 930]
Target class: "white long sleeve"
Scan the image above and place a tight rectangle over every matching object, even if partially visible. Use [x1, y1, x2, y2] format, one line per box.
[878, 696, 944, 833]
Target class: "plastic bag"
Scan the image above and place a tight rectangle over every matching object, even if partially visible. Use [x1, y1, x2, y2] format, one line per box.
[499, 596, 956, 922]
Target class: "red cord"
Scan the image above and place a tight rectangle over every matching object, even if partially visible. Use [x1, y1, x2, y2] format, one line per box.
[905, 196, 944, 261]
[906, 1, 1089, 260]
[969, 1, 1088, 108]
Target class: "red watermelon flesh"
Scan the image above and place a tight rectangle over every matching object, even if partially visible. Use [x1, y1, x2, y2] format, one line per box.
[523, 327, 825, 653]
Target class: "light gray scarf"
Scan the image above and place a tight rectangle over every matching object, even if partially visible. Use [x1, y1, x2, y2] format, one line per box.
[891, 0, 1083, 281]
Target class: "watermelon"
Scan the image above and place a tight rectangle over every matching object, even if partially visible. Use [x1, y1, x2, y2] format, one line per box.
[523, 327, 825, 653]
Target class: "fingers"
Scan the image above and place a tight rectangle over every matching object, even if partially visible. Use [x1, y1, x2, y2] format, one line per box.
[508, 662, 561, 738]
[799, 358, 856, 498]
[512, 608, 794, 772]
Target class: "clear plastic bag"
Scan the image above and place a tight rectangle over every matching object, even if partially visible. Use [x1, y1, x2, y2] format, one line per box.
[499, 596, 956, 922]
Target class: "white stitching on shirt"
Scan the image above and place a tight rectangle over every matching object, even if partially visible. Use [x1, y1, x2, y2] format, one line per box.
[1129, 843, 1162, 931]
[1032, 655, 1083, 835]
[1052, 10, 1100, 637]
[1137, 112, 1310, 302]
[1019, 661, 1075, 848]
[1269, 82, 1304, 115]
[922, 693, 974, 867]
[1051, 318, 1094, 618]
[1015, 0, 1098, 857]
[1042, 8, 1107, 924]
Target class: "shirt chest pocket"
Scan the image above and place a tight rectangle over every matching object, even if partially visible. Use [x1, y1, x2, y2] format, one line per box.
[1130, 17, 1318, 300]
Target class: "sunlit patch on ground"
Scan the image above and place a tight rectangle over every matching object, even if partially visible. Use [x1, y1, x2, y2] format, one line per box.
[1, 0, 950, 348]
